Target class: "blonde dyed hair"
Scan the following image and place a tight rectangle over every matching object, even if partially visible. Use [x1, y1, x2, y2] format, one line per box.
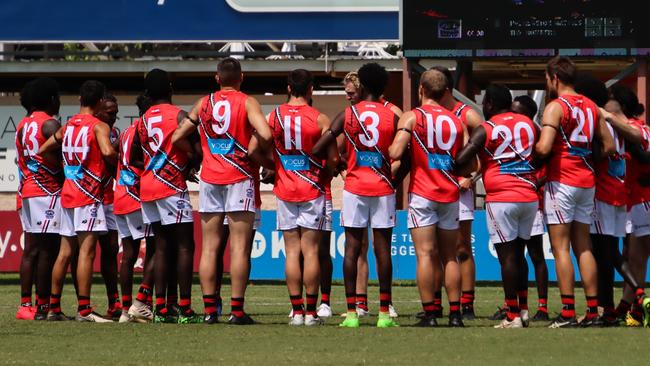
[343, 71, 360, 89]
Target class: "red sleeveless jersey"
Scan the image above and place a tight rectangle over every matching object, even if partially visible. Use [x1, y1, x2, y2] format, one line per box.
[452, 102, 472, 126]
[480, 112, 538, 203]
[15, 111, 63, 198]
[138, 104, 188, 202]
[60, 114, 106, 208]
[102, 126, 120, 205]
[269, 104, 326, 202]
[409, 105, 464, 202]
[114, 124, 143, 215]
[547, 95, 598, 188]
[626, 119, 650, 206]
[595, 121, 628, 206]
[343, 101, 395, 196]
[198, 90, 255, 185]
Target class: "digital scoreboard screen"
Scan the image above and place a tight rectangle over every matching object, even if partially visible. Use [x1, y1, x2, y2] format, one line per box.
[402, 0, 650, 58]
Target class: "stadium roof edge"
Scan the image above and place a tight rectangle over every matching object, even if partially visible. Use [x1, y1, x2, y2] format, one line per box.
[0, 58, 444, 74]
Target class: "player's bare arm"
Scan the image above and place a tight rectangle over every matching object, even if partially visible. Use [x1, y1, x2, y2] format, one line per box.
[171, 97, 202, 146]
[129, 126, 144, 168]
[601, 101, 642, 144]
[455, 125, 486, 178]
[595, 109, 616, 156]
[173, 110, 197, 157]
[248, 134, 274, 170]
[535, 101, 562, 159]
[38, 118, 63, 165]
[317, 113, 340, 174]
[388, 111, 415, 161]
[313, 110, 345, 157]
[38, 125, 65, 155]
[246, 96, 272, 150]
[390, 105, 403, 118]
[465, 107, 484, 132]
[95, 122, 118, 166]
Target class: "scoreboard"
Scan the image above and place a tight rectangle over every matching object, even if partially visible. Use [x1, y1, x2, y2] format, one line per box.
[402, 0, 650, 58]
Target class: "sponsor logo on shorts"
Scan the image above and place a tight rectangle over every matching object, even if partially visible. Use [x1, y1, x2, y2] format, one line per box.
[246, 188, 254, 198]
[90, 207, 98, 218]
[45, 210, 55, 220]
[36, 221, 42, 226]
[176, 200, 185, 210]
[82, 219, 88, 224]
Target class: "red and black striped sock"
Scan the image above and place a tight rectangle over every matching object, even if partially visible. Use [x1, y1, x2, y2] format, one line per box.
[107, 292, 120, 309]
[346, 293, 356, 312]
[635, 287, 646, 305]
[505, 298, 520, 321]
[155, 294, 167, 315]
[560, 294, 575, 318]
[77, 295, 92, 316]
[585, 296, 598, 320]
[422, 301, 436, 317]
[179, 298, 192, 315]
[537, 297, 548, 313]
[603, 306, 616, 320]
[518, 290, 528, 311]
[20, 292, 32, 307]
[356, 293, 368, 311]
[203, 294, 217, 315]
[433, 291, 442, 312]
[36, 294, 49, 314]
[146, 294, 153, 308]
[290, 295, 304, 315]
[449, 301, 461, 316]
[231, 297, 245, 318]
[135, 284, 151, 303]
[320, 292, 330, 306]
[122, 295, 132, 311]
[379, 292, 391, 313]
[461, 291, 475, 308]
[306, 294, 318, 316]
[615, 299, 631, 317]
[50, 294, 62, 313]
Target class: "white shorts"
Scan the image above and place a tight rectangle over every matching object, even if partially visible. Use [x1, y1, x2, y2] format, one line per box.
[18, 208, 27, 231]
[486, 201, 538, 244]
[277, 195, 326, 231]
[544, 181, 594, 225]
[341, 191, 395, 229]
[21, 196, 61, 234]
[407, 193, 459, 230]
[60, 202, 107, 237]
[224, 208, 261, 230]
[103, 204, 118, 231]
[629, 201, 650, 238]
[626, 211, 633, 235]
[199, 179, 256, 214]
[324, 200, 333, 232]
[590, 200, 627, 237]
[530, 209, 545, 237]
[141, 191, 193, 226]
[459, 189, 475, 221]
[116, 211, 153, 240]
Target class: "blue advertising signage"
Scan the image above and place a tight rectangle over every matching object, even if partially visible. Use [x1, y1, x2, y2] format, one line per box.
[251, 210, 646, 282]
[0, 1, 398, 42]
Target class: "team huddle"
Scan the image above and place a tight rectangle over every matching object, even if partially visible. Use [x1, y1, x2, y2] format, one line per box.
[13, 56, 650, 328]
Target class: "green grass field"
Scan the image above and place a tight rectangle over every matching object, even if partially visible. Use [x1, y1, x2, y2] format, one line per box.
[0, 275, 646, 365]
